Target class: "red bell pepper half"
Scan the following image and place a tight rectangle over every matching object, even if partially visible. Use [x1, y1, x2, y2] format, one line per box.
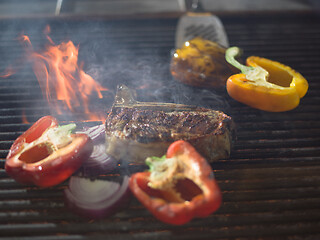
[129, 140, 222, 225]
[5, 116, 93, 187]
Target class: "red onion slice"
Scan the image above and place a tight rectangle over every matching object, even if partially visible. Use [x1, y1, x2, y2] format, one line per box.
[64, 175, 131, 219]
[81, 143, 118, 176]
[78, 124, 105, 144]
[77, 124, 118, 176]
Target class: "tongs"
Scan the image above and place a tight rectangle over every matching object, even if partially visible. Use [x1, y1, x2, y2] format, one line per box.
[175, 0, 229, 48]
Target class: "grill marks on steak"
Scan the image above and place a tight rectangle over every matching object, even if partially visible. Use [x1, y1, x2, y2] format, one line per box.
[106, 108, 226, 144]
[105, 85, 234, 164]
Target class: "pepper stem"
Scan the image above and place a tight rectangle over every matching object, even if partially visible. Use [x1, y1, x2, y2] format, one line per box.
[46, 123, 77, 148]
[226, 46, 269, 83]
[225, 47, 254, 74]
[146, 155, 166, 172]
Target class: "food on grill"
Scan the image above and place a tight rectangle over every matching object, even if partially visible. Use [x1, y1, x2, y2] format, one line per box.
[170, 37, 237, 89]
[64, 175, 131, 219]
[77, 125, 117, 176]
[5, 116, 93, 187]
[105, 85, 234, 164]
[225, 46, 309, 112]
[129, 140, 222, 225]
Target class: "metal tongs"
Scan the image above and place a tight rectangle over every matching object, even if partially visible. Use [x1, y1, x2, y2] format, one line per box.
[175, 0, 229, 48]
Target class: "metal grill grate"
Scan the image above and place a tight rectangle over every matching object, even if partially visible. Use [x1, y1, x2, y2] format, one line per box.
[0, 13, 320, 239]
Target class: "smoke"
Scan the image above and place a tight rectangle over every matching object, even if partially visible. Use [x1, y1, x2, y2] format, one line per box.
[0, 18, 230, 124]
[80, 40, 230, 113]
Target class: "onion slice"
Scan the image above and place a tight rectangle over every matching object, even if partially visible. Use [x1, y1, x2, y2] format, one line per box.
[81, 143, 118, 176]
[64, 175, 131, 219]
[77, 124, 106, 144]
[77, 124, 118, 176]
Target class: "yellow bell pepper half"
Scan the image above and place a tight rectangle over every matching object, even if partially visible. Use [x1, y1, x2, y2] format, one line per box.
[225, 47, 308, 112]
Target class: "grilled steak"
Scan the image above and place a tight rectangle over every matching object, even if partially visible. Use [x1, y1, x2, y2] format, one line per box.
[105, 85, 234, 163]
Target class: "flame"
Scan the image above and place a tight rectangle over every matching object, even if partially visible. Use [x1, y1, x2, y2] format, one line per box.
[22, 110, 30, 124]
[15, 26, 108, 121]
[0, 67, 15, 78]
[135, 83, 150, 90]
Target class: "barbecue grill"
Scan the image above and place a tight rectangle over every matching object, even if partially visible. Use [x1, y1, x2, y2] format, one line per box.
[1, 10, 320, 240]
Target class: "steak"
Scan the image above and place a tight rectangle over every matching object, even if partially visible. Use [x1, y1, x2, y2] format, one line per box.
[105, 85, 234, 163]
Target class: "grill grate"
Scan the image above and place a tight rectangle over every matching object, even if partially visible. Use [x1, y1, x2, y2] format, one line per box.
[0, 13, 320, 240]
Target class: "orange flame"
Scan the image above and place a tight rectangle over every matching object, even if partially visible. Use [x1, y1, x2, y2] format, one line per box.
[22, 110, 30, 124]
[17, 27, 108, 121]
[0, 67, 15, 78]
